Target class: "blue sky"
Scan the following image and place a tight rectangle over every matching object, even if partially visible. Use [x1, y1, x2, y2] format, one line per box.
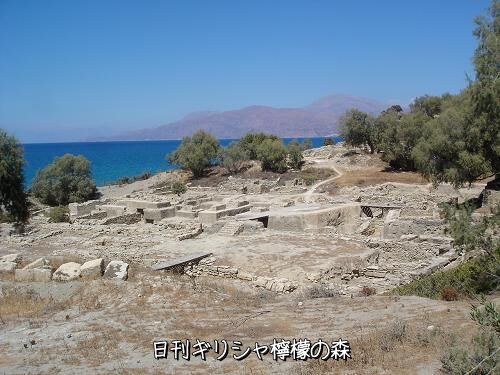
[0, 0, 490, 143]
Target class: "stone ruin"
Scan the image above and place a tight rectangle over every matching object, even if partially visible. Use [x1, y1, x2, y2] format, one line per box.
[0, 254, 129, 283]
[62, 177, 494, 295]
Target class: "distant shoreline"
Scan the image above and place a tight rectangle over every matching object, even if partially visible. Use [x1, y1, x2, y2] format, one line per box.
[23, 137, 340, 187]
[22, 135, 340, 146]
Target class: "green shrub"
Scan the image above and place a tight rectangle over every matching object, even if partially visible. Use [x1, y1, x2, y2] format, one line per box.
[287, 140, 304, 170]
[31, 154, 97, 206]
[394, 253, 500, 299]
[236, 133, 279, 160]
[167, 130, 219, 178]
[256, 138, 288, 173]
[218, 142, 247, 174]
[47, 206, 69, 223]
[441, 303, 500, 374]
[171, 181, 187, 196]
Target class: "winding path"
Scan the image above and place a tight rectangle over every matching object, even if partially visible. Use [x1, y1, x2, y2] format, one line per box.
[302, 160, 344, 202]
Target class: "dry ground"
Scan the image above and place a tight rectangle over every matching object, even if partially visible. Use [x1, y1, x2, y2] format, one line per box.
[0, 274, 481, 374]
[328, 167, 428, 190]
[0, 144, 491, 374]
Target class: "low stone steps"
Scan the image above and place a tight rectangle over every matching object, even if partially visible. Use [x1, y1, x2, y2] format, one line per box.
[219, 221, 244, 236]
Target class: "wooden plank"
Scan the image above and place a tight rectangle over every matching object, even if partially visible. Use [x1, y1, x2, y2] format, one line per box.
[152, 252, 212, 271]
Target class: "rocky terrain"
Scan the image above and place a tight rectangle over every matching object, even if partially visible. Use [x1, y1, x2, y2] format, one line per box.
[0, 143, 497, 374]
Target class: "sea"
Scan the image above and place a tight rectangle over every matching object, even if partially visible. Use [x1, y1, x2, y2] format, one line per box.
[23, 137, 338, 187]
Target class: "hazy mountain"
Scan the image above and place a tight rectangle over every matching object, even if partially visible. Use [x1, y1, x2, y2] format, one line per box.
[91, 94, 390, 141]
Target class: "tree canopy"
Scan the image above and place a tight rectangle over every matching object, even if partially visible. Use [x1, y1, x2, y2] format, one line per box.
[340, 0, 499, 187]
[167, 130, 220, 178]
[0, 129, 28, 222]
[31, 154, 97, 206]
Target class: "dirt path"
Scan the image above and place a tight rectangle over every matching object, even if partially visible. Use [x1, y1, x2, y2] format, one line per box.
[302, 159, 343, 202]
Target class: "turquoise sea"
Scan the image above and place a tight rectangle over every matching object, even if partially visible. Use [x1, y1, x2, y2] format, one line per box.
[23, 137, 336, 187]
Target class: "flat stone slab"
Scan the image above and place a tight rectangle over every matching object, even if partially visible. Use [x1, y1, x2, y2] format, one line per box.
[152, 253, 212, 271]
[104, 260, 129, 280]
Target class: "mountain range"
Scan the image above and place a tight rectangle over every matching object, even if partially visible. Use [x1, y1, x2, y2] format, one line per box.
[91, 94, 392, 141]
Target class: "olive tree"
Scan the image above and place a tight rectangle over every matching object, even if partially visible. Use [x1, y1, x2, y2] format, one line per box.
[0, 129, 28, 222]
[167, 130, 219, 178]
[340, 109, 377, 153]
[31, 154, 97, 206]
[218, 142, 247, 174]
[256, 138, 288, 173]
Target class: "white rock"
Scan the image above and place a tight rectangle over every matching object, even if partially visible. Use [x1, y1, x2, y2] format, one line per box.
[1, 253, 21, 263]
[104, 260, 129, 281]
[23, 257, 49, 270]
[15, 269, 34, 282]
[80, 258, 104, 279]
[33, 268, 53, 282]
[53, 262, 81, 281]
[14, 268, 51, 282]
[0, 261, 17, 278]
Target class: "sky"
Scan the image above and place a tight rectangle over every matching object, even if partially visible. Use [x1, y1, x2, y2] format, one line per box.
[0, 0, 491, 143]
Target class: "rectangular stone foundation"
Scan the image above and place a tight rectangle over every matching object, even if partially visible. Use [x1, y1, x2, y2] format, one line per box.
[198, 204, 252, 225]
[143, 207, 176, 223]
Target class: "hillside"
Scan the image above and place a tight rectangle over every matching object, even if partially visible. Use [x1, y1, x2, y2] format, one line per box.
[94, 94, 389, 140]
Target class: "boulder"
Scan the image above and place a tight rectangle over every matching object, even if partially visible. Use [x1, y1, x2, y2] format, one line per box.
[80, 258, 104, 280]
[23, 257, 50, 270]
[104, 261, 129, 281]
[0, 261, 17, 278]
[53, 262, 81, 281]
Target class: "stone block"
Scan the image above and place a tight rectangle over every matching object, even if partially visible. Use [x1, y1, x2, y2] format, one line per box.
[176, 210, 199, 219]
[116, 199, 170, 212]
[1, 253, 21, 263]
[33, 268, 52, 282]
[104, 260, 129, 281]
[102, 205, 127, 217]
[80, 258, 104, 279]
[14, 269, 34, 282]
[23, 257, 49, 270]
[69, 200, 98, 219]
[237, 271, 254, 281]
[15, 268, 52, 282]
[143, 207, 176, 223]
[0, 261, 17, 278]
[212, 204, 227, 211]
[53, 262, 81, 281]
[365, 270, 387, 278]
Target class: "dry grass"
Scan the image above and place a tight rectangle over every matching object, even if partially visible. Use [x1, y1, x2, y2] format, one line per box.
[327, 167, 428, 191]
[291, 319, 476, 375]
[0, 286, 55, 322]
